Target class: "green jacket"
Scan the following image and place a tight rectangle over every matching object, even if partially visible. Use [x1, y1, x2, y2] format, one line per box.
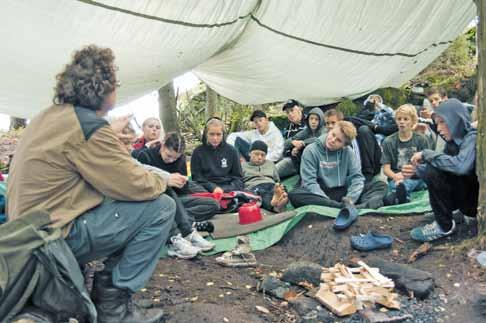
[0, 210, 96, 322]
[242, 160, 279, 189]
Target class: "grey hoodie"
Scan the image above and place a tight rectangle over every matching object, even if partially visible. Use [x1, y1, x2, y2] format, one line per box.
[417, 98, 476, 176]
[284, 107, 325, 154]
[300, 133, 365, 203]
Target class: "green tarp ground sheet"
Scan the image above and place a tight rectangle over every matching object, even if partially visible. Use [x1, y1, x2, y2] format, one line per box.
[160, 176, 431, 258]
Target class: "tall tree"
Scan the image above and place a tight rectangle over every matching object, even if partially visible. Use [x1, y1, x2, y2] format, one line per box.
[10, 117, 26, 130]
[205, 85, 218, 120]
[477, 0, 486, 236]
[158, 82, 179, 133]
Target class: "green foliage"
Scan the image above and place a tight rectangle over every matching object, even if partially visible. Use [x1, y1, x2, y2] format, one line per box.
[375, 87, 409, 109]
[413, 29, 476, 89]
[336, 99, 360, 116]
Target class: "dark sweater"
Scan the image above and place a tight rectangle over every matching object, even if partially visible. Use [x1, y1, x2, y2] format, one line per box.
[132, 146, 188, 193]
[190, 142, 243, 192]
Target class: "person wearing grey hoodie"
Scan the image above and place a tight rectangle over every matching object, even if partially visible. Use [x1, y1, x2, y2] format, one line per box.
[405, 98, 478, 242]
[276, 107, 325, 178]
[289, 121, 385, 209]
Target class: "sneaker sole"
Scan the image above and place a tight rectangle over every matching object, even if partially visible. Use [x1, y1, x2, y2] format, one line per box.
[167, 250, 198, 259]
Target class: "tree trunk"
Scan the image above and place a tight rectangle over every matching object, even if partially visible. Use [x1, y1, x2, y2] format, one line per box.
[477, 0, 486, 236]
[158, 82, 179, 133]
[9, 117, 27, 130]
[205, 85, 218, 120]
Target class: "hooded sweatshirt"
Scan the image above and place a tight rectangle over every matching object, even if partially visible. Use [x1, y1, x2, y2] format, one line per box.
[227, 121, 284, 162]
[191, 129, 243, 192]
[284, 107, 325, 154]
[417, 98, 477, 176]
[300, 134, 365, 203]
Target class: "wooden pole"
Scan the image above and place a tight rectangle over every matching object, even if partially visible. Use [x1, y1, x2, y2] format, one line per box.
[477, 0, 486, 236]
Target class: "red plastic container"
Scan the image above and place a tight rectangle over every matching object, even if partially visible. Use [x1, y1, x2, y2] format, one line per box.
[238, 202, 263, 225]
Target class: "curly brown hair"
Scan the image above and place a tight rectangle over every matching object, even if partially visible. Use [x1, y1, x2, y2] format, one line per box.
[53, 45, 118, 111]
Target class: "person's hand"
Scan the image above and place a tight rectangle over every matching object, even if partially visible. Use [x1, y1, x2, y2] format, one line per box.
[401, 164, 417, 179]
[168, 173, 187, 188]
[213, 187, 224, 200]
[472, 120, 478, 129]
[420, 109, 433, 119]
[111, 114, 132, 134]
[146, 138, 161, 148]
[393, 172, 405, 184]
[414, 123, 428, 135]
[291, 147, 300, 156]
[292, 140, 305, 149]
[410, 152, 423, 166]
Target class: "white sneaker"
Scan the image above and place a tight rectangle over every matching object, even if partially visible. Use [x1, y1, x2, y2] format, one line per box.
[167, 234, 200, 259]
[185, 230, 215, 252]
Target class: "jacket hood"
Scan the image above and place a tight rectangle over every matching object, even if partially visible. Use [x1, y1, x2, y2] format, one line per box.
[434, 98, 471, 145]
[306, 107, 324, 131]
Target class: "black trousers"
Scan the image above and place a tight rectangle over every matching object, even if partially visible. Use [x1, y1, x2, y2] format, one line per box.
[289, 178, 387, 209]
[167, 188, 220, 237]
[248, 182, 275, 211]
[421, 165, 479, 231]
[356, 125, 382, 180]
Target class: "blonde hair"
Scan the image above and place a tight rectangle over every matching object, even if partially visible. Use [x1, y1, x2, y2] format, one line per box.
[395, 104, 418, 125]
[336, 121, 357, 144]
[142, 117, 161, 128]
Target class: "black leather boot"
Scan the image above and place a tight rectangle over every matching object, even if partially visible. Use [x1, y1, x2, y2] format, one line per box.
[92, 271, 164, 323]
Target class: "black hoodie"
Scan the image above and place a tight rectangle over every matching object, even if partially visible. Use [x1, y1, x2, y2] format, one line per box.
[190, 127, 243, 192]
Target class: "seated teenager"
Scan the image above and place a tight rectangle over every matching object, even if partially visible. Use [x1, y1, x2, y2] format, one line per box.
[405, 99, 478, 242]
[347, 94, 397, 144]
[289, 121, 385, 209]
[325, 109, 385, 194]
[132, 117, 162, 150]
[227, 110, 284, 162]
[276, 107, 325, 179]
[133, 132, 219, 258]
[381, 104, 429, 205]
[281, 99, 306, 139]
[242, 140, 288, 212]
[191, 118, 244, 194]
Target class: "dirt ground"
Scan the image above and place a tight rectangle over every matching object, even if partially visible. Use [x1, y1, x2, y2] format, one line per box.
[137, 213, 485, 323]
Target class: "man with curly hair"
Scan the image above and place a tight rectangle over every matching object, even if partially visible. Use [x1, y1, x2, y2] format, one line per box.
[7, 45, 175, 323]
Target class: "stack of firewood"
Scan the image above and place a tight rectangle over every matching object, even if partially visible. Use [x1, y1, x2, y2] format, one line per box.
[315, 261, 400, 316]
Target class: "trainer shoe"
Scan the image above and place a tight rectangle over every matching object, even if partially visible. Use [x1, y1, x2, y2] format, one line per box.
[167, 234, 200, 259]
[410, 220, 456, 242]
[185, 229, 215, 252]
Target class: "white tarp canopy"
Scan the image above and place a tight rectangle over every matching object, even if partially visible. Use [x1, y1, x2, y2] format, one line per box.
[0, 0, 476, 118]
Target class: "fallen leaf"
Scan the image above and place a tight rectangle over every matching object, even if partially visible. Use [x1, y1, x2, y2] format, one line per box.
[206, 282, 214, 286]
[226, 292, 232, 295]
[245, 285, 252, 289]
[280, 301, 289, 307]
[219, 294, 224, 298]
[140, 288, 147, 292]
[226, 281, 233, 285]
[308, 225, 313, 229]
[190, 296, 198, 302]
[283, 290, 299, 301]
[223, 317, 229, 322]
[408, 242, 432, 263]
[255, 305, 270, 314]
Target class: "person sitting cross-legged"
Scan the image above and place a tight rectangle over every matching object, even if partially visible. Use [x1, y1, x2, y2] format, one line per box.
[406, 99, 479, 242]
[382, 104, 430, 205]
[226, 110, 284, 163]
[191, 117, 244, 194]
[289, 121, 385, 209]
[133, 132, 219, 259]
[242, 140, 288, 212]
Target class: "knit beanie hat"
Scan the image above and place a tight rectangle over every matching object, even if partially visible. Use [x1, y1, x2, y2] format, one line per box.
[250, 140, 268, 154]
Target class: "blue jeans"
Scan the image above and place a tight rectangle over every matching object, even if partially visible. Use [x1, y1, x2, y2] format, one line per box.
[65, 195, 176, 292]
[234, 137, 250, 161]
[388, 178, 426, 200]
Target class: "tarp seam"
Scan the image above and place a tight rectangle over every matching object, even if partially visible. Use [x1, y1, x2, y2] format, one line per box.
[74, 0, 253, 28]
[250, 14, 453, 58]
